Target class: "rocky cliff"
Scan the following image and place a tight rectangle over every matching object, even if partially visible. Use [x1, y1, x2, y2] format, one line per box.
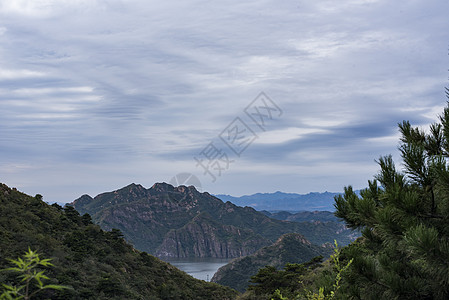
[155, 212, 270, 258]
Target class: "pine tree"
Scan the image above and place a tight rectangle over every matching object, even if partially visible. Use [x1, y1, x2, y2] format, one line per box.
[335, 95, 449, 299]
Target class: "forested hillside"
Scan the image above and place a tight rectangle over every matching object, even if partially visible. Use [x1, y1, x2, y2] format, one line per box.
[0, 184, 237, 299]
[211, 233, 331, 292]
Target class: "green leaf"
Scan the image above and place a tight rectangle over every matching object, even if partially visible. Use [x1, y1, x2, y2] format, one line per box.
[41, 284, 71, 291]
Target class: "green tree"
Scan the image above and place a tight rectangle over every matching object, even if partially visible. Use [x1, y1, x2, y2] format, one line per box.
[247, 257, 324, 299]
[334, 98, 449, 299]
[0, 248, 69, 300]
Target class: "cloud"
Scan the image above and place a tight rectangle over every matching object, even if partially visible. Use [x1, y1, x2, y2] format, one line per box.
[257, 127, 330, 145]
[0, 0, 448, 202]
[0, 69, 45, 79]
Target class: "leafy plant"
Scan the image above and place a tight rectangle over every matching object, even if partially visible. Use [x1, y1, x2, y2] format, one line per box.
[0, 248, 70, 300]
[305, 241, 352, 300]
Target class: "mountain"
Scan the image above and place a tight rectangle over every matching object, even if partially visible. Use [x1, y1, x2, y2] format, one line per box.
[155, 212, 269, 258]
[211, 233, 331, 292]
[71, 183, 355, 258]
[0, 183, 237, 299]
[263, 210, 360, 246]
[261, 210, 339, 223]
[214, 191, 341, 211]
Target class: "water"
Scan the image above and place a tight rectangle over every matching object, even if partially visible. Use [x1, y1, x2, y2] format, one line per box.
[164, 258, 231, 281]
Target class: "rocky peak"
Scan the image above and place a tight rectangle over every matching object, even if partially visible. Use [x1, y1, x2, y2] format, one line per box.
[275, 233, 311, 246]
[108, 183, 148, 201]
[150, 182, 200, 195]
[71, 194, 93, 206]
[0, 183, 11, 196]
[175, 185, 198, 194]
[150, 182, 176, 193]
[116, 183, 146, 194]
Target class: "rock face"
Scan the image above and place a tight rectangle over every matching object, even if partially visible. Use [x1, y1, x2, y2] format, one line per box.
[211, 233, 332, 292]
[72, 182, 353, 259]
[155, 212, 270, 258]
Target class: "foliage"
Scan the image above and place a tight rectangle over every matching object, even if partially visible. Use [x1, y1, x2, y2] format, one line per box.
[333, 99, 449, 299]
[0, 184, 238, 299]
[239, 256, 324, 299]
[305, 241, 352, 300]
[0, 248, 69, 300]
[238, 241, 352, 300]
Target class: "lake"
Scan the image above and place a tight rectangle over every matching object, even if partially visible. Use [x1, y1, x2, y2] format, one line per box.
[164, 258, 232, 281]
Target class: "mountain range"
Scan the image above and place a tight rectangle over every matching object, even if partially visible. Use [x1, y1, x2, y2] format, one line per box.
[261, 210, 339, 223]
[71, 183, 357, 259]
[215, 191, 342, 211]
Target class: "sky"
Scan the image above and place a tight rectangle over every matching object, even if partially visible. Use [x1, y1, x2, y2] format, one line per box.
[0, 0, 448, 203]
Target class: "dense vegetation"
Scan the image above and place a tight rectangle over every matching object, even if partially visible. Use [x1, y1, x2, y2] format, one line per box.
[0, 184, 237, 299]
[243, 257, 326, 299]
[212, 233, 331, 292]
[239, 245, 351, 300]
[71, 183, 354, 258]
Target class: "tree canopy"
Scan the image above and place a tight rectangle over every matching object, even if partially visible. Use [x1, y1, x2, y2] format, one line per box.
[335, 97, 449, 299]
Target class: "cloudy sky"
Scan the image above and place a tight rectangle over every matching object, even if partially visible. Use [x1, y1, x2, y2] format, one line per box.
[0, 0, 448, 203]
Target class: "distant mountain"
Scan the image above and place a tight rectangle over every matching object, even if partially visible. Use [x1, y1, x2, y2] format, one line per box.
[0, 183, 237, 300]
[261, 210, 339, 223]
[262, 210, 360, 245]
[211, 233, 331, 292]
[215, 191, 341, 211]
[71, 183, 355, 259]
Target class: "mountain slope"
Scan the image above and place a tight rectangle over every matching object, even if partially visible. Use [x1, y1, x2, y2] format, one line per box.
[72, 183, 355, 258]
[155, 212, 270, 258]
[211, 233, 331, 292]
[0, 183, 237, 299]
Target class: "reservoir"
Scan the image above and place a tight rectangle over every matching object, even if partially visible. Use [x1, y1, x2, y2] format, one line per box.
[165, 258, 231, 281]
